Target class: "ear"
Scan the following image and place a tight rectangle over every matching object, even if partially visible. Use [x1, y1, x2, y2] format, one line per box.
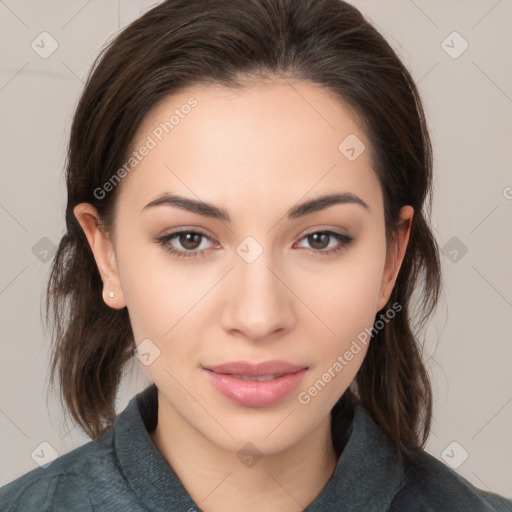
[73, 203, 126, 309]
[376, 205, 414, 312]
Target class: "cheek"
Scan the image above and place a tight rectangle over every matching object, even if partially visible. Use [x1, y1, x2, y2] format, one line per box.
[306, 249, 386, 339]
[298, 276, 380, 409]
[115, 230, 220, 374]
[115, 230, 181, 342]
[299, 240, 386, 387]
[315, 276, 380, 373]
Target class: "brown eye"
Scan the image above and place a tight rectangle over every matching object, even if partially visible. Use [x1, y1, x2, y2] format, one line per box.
[156, 229, 214, 259]
[296, 230, 355, 256]
[177, 232, 203, 251]
[306, 232, 331, 250]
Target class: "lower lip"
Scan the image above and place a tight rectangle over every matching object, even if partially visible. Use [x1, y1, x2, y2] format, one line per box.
[203, 368, 308, 408]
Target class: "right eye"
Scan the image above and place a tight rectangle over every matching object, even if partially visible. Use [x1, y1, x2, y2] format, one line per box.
[155, 229, 216, 259]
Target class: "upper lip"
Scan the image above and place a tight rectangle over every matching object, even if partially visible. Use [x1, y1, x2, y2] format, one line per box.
[203, 360, 308, 376]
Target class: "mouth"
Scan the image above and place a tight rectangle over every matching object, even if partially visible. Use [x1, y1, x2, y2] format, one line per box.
[228, 374, 286, 381]
[202, 360, 308, 408]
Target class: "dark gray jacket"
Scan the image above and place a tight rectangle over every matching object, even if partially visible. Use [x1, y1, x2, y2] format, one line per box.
[1, 384, 511, 511]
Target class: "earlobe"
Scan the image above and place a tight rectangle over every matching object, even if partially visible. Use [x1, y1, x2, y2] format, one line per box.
[377, 205, 414, 311]
[73, 203, 127, 309]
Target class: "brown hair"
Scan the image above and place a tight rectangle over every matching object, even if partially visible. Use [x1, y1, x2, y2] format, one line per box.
[45, 0, 441, 464]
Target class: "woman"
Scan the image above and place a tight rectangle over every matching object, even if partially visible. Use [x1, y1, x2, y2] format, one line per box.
[1, 0, 510, 510]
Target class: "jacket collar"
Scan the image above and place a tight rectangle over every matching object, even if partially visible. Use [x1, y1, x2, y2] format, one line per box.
[115, 384, 405, 511]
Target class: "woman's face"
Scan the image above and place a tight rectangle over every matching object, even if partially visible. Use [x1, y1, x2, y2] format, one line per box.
[76, 79, 412, 455]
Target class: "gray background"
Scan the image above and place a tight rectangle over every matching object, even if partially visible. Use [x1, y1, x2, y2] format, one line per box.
[1, 0, 511, 497]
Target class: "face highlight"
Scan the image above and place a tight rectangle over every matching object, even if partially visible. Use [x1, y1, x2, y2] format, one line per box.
[76, 79, 412, 456]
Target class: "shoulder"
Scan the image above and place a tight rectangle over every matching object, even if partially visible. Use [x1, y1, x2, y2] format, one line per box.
[333, 401, 512, 512]
[0, 429, 114, 512]
[390, 448, 512, 511]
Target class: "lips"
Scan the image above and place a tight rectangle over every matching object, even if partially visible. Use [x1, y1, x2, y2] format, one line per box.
[230, 374, 284, 381]
[205, 360, 306, 376]
[203, 360, 308, 408]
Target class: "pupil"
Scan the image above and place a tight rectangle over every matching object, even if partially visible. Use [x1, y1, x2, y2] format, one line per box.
[309, 233, 328, 250]
[181, 233, 200, 250]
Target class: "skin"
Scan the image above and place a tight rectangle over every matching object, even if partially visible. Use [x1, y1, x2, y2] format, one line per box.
[74, 78, 413, 512]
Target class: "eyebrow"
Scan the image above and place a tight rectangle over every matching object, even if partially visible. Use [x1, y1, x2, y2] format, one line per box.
[142, 191, 369, 221]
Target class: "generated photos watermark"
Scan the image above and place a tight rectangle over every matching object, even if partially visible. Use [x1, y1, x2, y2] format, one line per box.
[93, 96, 198, 200]
[297, 301, 402, 405]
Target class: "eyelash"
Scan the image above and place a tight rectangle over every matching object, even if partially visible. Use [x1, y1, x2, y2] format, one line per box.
[155, 228, 355, 260]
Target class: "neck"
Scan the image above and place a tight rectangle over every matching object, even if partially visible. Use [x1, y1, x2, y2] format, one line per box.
[150, 393, 339, 512]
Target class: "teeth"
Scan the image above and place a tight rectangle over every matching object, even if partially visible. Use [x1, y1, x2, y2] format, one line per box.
[232, 374, 283, 381]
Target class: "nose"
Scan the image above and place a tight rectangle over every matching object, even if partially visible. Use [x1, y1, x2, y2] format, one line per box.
[220, 251, 296, 343]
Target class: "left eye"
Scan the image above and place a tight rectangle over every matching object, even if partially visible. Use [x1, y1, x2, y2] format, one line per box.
[155, 229, 354, 260]
[296, 231, 354, 253]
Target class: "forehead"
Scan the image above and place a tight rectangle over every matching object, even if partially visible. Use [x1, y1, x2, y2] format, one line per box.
[119, 79, 381, 218]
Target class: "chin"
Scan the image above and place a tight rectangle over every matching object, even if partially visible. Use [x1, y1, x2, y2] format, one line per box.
[201, 402, 325, 455]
